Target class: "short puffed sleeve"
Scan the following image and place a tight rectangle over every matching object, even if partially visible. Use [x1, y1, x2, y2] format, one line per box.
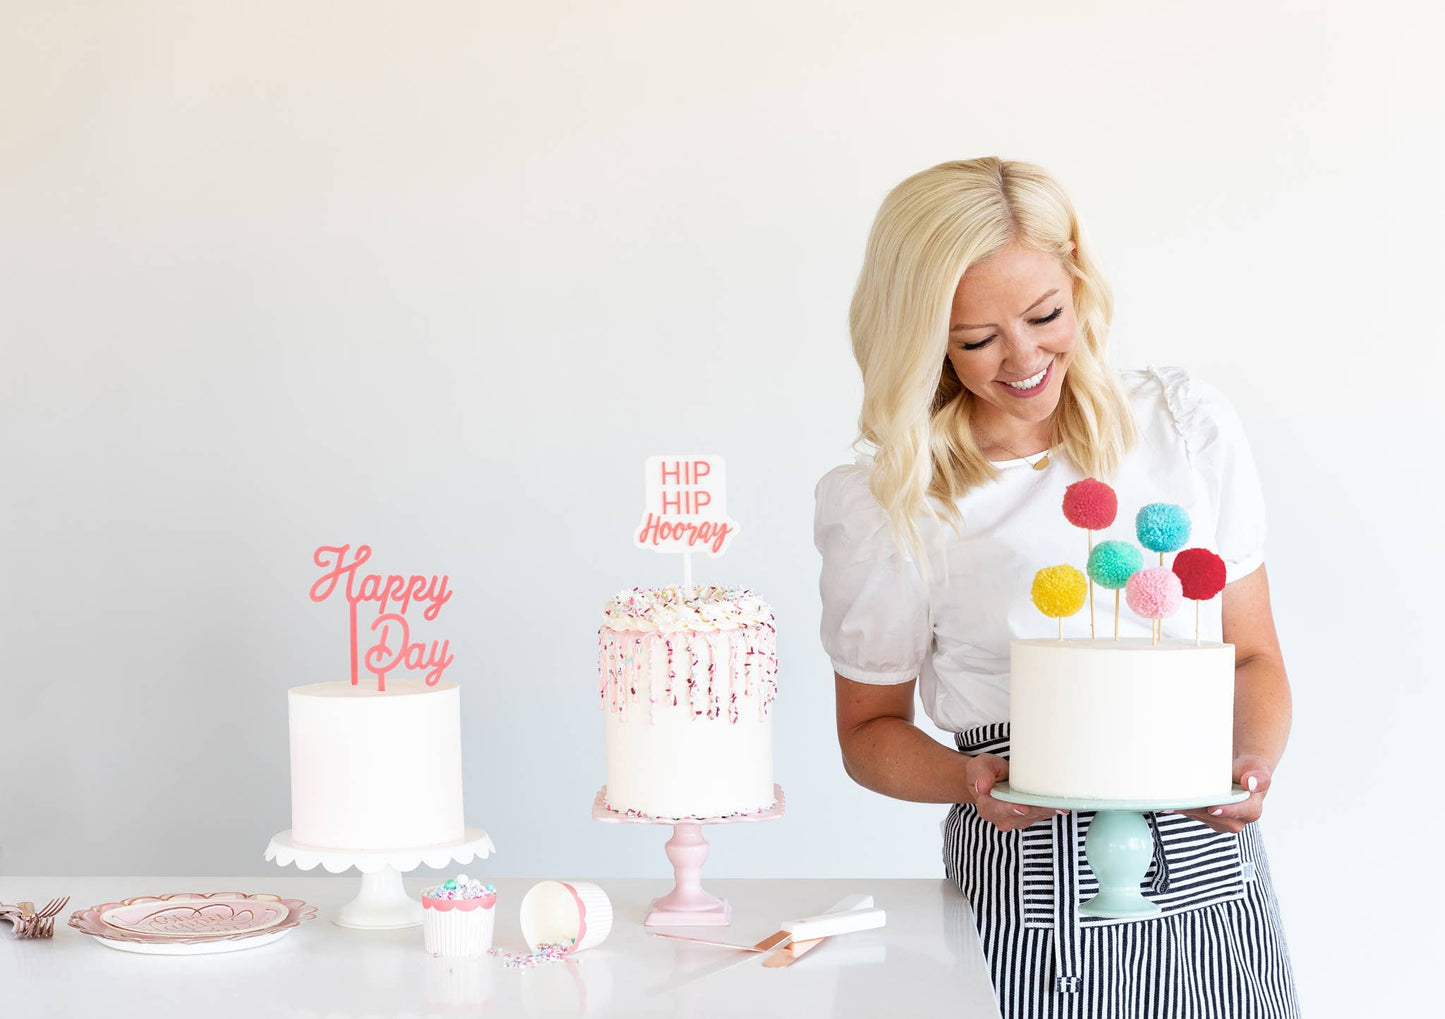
[813, 464, 931, 684]
[1151, 366, 1267, 583]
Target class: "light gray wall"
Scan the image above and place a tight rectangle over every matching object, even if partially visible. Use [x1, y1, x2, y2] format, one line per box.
[2, 3, 1439, 1014]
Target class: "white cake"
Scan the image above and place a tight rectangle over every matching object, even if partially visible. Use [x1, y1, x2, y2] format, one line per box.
[1008, 638, 1235, 802]
[599, 586, 777, 819]
[288, 678, 465, 850]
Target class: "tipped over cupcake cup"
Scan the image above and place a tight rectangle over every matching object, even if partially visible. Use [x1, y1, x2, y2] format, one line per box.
[519, 881, 613, 954]
[422, 875, 497, 958]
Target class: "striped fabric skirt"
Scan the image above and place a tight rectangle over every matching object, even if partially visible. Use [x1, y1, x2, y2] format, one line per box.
[944, 723, 1299, 1019]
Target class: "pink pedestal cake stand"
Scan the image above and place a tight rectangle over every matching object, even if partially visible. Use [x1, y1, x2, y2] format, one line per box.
[264, 827, 495, 930]
[592, 784, 785, 927]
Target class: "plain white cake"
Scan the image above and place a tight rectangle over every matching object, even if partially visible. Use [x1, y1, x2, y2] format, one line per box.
[599, 586, 777, 819]
[288, 678, 465, 849]
[1008, 638, 1235, 802]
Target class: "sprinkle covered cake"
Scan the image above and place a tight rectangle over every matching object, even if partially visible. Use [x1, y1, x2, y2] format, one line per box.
[598, 585, 778, 819]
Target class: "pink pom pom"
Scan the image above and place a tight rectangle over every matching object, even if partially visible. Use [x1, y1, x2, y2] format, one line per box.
[1172, 547, 1227, 601]
[1125, 567, 1183, 620]
[1062, 478, 1118, 531]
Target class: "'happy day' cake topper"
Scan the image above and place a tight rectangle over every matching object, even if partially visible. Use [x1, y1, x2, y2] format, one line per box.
[309, 544, 455, 692]
[635, 455, 739, 586]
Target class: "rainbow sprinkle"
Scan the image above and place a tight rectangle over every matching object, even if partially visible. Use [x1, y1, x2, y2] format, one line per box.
[423, 874, 494, 901]
[490, 942, 574, 968]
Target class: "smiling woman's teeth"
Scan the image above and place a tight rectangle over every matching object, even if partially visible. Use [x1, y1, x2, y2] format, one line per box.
[1004, 364, 1049, 390]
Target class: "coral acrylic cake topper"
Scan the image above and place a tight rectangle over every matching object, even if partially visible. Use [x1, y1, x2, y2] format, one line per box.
[635, 455, 739, 585]
[309, 544, 455, 692]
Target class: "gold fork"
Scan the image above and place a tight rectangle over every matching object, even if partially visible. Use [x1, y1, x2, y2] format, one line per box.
[4, 896, 69, 938]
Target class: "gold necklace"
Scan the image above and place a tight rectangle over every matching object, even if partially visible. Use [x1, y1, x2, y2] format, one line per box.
[996, 442, 1052, 471]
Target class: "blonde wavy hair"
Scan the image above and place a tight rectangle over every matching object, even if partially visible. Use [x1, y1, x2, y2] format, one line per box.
[849, 157, 1136, 566]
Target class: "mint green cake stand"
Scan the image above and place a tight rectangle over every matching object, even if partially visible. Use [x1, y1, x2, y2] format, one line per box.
[990, 782, 1250, 919]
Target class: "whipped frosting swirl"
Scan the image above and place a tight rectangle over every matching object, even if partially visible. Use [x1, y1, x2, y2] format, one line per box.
[602, 585, 774, 632]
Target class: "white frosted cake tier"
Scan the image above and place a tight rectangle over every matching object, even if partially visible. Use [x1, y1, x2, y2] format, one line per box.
[599, 586, 778, 819]
[288, 678, 465, 850]
[1008, 638, 1235, 803]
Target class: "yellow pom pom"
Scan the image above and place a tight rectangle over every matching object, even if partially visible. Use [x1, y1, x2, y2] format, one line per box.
[1031, 564, 1087, 618]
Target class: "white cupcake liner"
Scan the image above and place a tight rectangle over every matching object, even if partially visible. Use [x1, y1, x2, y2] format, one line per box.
[422, 901, 496, 957]
[519, 881, 613, 953]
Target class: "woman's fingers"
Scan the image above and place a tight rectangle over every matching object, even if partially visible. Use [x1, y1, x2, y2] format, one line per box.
[1232, 754, 1273, 797]
[965, 753, 1060, 831]
[1176, 797, 1259, 834]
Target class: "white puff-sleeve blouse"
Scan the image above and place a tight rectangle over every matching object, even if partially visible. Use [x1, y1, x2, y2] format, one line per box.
[814, 366, 1266, 735]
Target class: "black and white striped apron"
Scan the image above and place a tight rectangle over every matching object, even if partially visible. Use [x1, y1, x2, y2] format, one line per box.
[945, 723, 1299, 1019]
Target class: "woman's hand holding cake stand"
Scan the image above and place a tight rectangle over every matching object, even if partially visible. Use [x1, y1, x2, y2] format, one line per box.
[964, 753, 1061, 833]
[1172, 754, 1274, 834]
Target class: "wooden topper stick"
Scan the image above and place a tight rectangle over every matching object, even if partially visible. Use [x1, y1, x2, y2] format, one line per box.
[1114, 589, 1120, 641]
[1196, 598, 1201, 646]
[1088, 532, 1095, 639]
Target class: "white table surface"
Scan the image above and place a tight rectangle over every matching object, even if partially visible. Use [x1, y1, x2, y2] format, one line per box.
[2, 876, 1000, 1019]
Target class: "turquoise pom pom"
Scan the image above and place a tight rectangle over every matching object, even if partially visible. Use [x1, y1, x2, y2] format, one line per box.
[1135, 502, 1191, 553]
[1087, 540, 1143, 589]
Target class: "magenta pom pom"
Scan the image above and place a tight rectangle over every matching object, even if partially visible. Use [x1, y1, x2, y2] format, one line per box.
[1062, 478, 1118, 531]
[1125, 567, 1183, 620]
[1172, 547, 1227, 601]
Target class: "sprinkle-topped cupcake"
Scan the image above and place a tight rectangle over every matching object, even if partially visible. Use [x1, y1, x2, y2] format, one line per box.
[422, 874, 496, 957]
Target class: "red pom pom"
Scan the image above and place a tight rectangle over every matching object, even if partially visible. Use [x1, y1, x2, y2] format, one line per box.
[1172, 547, 1227, 601]
[1062, 478, 1118, 531]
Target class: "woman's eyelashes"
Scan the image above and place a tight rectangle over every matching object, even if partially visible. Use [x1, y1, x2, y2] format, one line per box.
[958, 306, 1063, 351]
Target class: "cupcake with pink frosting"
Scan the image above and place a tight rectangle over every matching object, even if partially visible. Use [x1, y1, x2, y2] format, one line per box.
[422, 874, 496, 957]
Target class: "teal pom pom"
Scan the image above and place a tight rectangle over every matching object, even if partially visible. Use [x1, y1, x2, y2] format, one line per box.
[1135, 502, 1191, 553]
[1087, 540, 1143, 589]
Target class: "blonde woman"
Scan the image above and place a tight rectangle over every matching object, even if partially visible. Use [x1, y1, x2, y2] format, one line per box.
[815, 158, 1298, 1017]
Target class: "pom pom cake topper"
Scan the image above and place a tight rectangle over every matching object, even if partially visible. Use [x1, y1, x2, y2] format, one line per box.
[1062, 479, 1118, 531]
[1031, 565, 1088, 640]
[1062, 478, 1118, 637]
[1031, 490, 1215, 644]
[1135, 503, 1191, 562]
[1125, 568, 1183, 645]
[1087, 539, 1143, 641]
[1172, 547, 1227, 644]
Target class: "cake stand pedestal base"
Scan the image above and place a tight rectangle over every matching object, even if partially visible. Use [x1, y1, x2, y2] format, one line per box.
[990, 784, 1249, 919]
[334, 867, 422, 929]
[592, 785, 785, 927]
[264, 827, 495, 930]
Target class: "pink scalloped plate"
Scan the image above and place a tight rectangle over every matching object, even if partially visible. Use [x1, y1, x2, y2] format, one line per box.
[71, 893, 316, 952]
[101, 894, 289, 938]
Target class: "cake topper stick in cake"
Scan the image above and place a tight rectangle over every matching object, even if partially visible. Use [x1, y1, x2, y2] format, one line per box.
[1086, 540, 1143, 641]
[1172, 548, 1228, 645]
[635, 455, 740, 587]
[1062, 479, 1118, 638]
[1031, 565, 1088, 640]
[1135, 504, 1191, 641]
[1125, 567, 1184, 646]
[310, 544, 456, 692]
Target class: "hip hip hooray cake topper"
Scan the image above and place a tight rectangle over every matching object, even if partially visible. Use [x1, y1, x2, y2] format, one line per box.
[635, 455, 740, 586]
[309, 544, 455, 692]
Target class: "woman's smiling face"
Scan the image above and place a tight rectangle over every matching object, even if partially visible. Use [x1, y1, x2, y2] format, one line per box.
[946, 241, 1077, 448]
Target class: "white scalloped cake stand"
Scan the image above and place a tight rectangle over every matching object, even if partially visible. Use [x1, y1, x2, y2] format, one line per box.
[264, 828, 495, 929]
[592, 785, 784, 927]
